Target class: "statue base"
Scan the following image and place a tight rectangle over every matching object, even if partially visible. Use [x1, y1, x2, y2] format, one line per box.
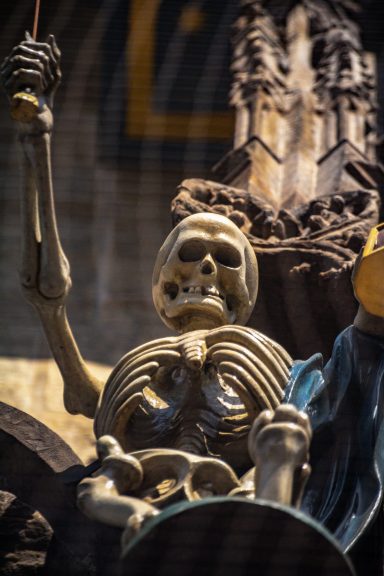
[122, 497, 355, 576]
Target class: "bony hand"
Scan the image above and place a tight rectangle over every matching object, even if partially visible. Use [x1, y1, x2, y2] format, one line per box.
[248, 405, 312, 507]
[0, 32, 61, 131]
[248, 404, 312, 471]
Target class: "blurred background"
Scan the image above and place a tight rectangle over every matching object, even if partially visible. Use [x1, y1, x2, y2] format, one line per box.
[1, 0, 384, 462]
[0, 0, 238, 461]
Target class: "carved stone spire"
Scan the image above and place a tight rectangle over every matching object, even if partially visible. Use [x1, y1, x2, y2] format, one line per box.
[172, 0, 383, 359]
[214, 0, 378, 207]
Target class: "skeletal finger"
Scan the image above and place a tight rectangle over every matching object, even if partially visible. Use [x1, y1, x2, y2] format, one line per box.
[20, 40, 60, 85]
[4, 68, 43, 96]
[9, 43, 46, 64]
[102, 453, 144, 492]
[248, 410, 274, 454]
[47, 34, 61, 61]
[97, 435, 124, 461]
[273, 405, 311, 441]
[256, 422, 311, 456]
[1, 42, 51, 74]
[298, 462, 311, 481]
[292, 463, 312, 508]
[21, 40, 58, 63]
[296, 411, 312, 439]
[248, 410, 275, 460]
[250, 409, 274, 438]
[1, 46, 45, 79]
[2, 55, 49, 91]
[273, 404, 301, 422]
[0, 55, 10, 73]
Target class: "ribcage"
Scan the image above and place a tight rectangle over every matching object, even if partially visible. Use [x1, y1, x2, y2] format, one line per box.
[94, 326, 292, 464]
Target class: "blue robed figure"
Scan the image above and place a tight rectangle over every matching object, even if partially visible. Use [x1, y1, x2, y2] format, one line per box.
[286, 228, 384, 571]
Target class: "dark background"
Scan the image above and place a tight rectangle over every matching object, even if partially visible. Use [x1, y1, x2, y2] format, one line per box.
[0, 0, 237, 366]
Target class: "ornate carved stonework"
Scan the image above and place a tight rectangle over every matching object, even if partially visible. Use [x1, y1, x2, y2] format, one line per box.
[172, 0, 383, 359]
[172, 178, 379, 358]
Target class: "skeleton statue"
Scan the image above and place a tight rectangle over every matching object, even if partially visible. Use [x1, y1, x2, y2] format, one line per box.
[2, 34, 384, 569]
[1, 34, 313, 536]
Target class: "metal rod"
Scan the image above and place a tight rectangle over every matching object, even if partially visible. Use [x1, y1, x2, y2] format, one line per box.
[32, 0, 41, 40]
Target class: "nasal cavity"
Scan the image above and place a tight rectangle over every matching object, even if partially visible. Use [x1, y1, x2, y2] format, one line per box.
[201, 261, 214, 275]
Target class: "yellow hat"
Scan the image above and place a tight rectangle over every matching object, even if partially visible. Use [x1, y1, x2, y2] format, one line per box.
[353, 223, 384, 318]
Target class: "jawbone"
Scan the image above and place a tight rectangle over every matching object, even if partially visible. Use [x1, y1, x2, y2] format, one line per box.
[165, 292, 233, 331]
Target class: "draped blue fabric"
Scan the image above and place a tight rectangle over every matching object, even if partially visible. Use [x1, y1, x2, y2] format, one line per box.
[284, 326, 384, 552]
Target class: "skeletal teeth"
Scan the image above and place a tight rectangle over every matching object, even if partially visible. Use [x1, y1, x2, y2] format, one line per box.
[206, 286, 219, 297]
[183, 285, 223, 299]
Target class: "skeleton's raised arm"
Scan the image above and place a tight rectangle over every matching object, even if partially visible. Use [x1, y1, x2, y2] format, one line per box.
[1, 34, 102, 417]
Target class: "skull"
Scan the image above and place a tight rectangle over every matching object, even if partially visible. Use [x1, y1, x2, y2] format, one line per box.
[152, 213, 258, 333]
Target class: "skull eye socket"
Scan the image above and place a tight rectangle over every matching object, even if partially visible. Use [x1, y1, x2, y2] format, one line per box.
[178, 240, 206, 262]
[214, 246, 242, 268]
